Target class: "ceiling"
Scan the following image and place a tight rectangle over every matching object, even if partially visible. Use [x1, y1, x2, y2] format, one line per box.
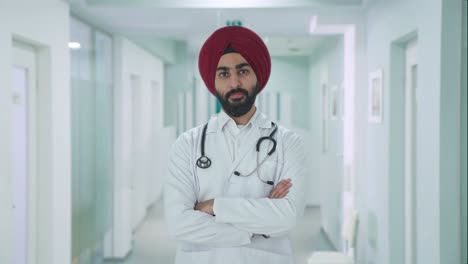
[68, 0, 371, 59]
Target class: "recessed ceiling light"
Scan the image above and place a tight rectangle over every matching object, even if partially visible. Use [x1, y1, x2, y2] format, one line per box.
[68, 42, 81, 49]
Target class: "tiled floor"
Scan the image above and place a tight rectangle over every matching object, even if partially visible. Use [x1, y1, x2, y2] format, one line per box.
[103, 200, 334, 264]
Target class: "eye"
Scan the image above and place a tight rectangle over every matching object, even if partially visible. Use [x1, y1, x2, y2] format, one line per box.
[218, 71, 229, 79]
[239, 69, 249, 75]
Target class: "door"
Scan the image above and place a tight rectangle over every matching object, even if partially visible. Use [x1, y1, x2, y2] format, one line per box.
[11, 42, 37, 264]
[130, 74, 144, 231]
[404, 39, 418, 264]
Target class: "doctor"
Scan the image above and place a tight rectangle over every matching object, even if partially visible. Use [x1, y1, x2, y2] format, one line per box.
[164, 26, 306, 264]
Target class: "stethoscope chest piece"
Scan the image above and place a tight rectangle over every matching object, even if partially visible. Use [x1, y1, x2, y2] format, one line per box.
[196, 155, 211, 169]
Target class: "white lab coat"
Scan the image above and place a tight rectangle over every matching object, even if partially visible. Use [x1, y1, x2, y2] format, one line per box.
[164, 111, 306, 264]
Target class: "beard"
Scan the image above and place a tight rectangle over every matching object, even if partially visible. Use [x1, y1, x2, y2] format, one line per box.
[215, 84, 259, 118]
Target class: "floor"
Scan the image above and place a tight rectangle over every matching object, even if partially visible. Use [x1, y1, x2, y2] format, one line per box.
[102, 200, 335, 264]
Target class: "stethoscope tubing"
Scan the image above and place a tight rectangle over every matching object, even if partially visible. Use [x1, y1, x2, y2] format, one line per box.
[196, 121, 278, 185]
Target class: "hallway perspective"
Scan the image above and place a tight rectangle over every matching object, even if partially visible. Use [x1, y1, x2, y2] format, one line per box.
[0, 1, 466, 264]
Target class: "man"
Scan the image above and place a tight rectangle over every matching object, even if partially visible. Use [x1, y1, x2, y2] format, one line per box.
[164, 26, 306, 264]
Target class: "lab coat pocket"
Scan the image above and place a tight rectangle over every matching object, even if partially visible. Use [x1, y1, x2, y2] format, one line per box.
[241, 247, 291, 264]
[175, 250, 213, 264]
[259, 160, 280, 185]
[242, 160, 279, 198]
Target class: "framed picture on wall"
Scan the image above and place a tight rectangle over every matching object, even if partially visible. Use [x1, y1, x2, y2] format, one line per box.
[368, 69, 383, 123]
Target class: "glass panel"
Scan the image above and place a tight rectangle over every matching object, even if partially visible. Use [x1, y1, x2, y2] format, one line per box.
[70, 17, 114, 263]
[94, 30, 113, 247]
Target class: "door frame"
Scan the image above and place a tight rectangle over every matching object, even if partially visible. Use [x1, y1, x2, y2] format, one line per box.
[11, 40, 38, 264]
[404, 39, 418, 264]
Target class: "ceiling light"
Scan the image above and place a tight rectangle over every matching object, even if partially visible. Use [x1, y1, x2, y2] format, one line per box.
[68, 42, 81, 49]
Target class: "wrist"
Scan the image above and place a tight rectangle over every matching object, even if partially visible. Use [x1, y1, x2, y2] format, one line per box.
[211, 198, 216, 216]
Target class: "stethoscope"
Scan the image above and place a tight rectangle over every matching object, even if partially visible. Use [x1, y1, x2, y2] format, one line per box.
[196, 121, 278, 186]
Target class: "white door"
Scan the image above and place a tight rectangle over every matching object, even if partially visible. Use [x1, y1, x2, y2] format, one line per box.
[148, 80, 161, 204]
[11, 42, 37, 264]
[130, 75, 144, 231]
[404, 39, 418, 264]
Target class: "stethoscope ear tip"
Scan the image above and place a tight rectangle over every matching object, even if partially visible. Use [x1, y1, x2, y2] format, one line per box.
[267, 181, 274, 185]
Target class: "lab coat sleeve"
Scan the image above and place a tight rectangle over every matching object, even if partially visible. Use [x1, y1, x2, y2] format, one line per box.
[164, 132, 252, 247]
[213, 131, 306, 236]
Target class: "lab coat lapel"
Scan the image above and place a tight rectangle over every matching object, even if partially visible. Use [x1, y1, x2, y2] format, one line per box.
[229, 127, 261, 173]
[214, 129, 232, 171]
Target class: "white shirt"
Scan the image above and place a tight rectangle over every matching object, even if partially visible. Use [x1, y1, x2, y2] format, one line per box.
[219, 109, 261, 162]
[164, 108, 306, 264]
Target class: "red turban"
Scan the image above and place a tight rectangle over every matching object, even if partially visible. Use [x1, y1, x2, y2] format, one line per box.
[198, 26, 271, 95]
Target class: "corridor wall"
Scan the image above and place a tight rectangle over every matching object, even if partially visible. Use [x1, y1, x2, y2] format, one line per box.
[461, 1, 467, 262]
[164, 42, 195, 129]
[365, 0, 463, 263]
[110, 36, 166, 258]
[268, 57, 310, 130]
[0, 1, 71, 264]
[308, 37, 345, 248]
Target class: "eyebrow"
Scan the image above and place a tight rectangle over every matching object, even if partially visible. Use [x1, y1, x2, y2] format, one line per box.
[216, 63, 251, 71]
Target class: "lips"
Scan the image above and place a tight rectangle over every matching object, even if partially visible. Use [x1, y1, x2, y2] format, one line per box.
[226, 89, 248, 101]
[229, 92, 245, 100]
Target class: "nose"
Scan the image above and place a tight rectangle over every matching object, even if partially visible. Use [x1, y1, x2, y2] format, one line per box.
[228, 73, 241, 89]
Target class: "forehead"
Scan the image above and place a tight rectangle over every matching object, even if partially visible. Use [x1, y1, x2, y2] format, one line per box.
[217, 53, 249, 67]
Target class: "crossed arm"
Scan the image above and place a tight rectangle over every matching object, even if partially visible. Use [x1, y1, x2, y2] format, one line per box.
[164, 131, 305, 247]
[194, 178, 293, 215]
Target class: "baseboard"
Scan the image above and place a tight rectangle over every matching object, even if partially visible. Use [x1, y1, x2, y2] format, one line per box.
[103, 250, 132, 263]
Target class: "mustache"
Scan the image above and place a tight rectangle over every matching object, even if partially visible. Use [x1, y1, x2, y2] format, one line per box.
[225, 88, 248, 100]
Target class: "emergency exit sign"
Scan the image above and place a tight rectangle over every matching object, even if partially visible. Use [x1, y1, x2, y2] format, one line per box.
[226, 20, 243, 26]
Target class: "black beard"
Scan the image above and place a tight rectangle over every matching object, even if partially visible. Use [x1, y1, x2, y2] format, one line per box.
[215, 85, 259, 118]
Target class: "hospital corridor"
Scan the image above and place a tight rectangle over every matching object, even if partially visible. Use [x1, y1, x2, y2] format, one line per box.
[0, 0, 466, 264]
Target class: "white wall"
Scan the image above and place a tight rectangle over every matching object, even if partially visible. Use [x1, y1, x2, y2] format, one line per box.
[164, 43, 195, 128]
[365, 0, 463, 263]
[461, 2, 467, 263]
[308, 38, 345, 247]
[111, 36, 168, 258]
[268, 57, 310, 129]
[0, 1, 71, 264]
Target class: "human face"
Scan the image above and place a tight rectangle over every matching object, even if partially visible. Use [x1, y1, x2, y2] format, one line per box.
[214, 53, 259, 117]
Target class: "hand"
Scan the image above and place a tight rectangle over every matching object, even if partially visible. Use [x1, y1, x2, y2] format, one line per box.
[268, 179, 292, 199]
[194, 199, 215, 215]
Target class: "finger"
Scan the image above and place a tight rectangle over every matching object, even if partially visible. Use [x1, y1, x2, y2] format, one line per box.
[270, 184, 291, 199]
[269, 188, 280, 198]
[269, 187, 282, 198]
[277, 189, 290, 198]
[271, 184, 287, 197]
[269, 181, 287, 197]
[277, 179, 291, 185]
[269, 179, 293, 198]
[272, 189, 289, 199]
[275, 181, 292, 194]
[275, 183, 293, 198]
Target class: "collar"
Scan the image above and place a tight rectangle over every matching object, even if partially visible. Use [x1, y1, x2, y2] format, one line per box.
[207, 107, 272, 133]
